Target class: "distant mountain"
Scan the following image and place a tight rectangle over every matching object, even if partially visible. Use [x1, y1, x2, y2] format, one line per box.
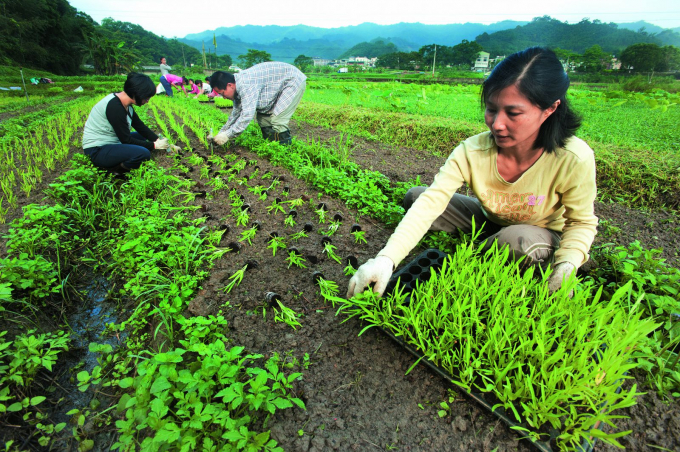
[180, 19, 680, 64]
[338, 39, 399, 59]
[475, 16, 679, 56]
[617, 21, 680, 46]
[180, 21, 527, 62]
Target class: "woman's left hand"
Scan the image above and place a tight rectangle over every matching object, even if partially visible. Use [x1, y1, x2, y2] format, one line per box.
[547, 262, 576, 293]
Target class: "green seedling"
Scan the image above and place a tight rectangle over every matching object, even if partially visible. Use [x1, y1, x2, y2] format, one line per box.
[343, 263, 357, 276]
[315, 207, 327, 224]
[267, 199, 285, 215]
[320, 220, 341, 236]
[290, 230, 308, 242]
[268, 236, 287, 256]
[273, 300, 302, 330]
[284, 216, 297, 228]
[323, 242, 341, 264]
[285, 251, 307, 269]
[221, 265, 247, 293]
[235, 209, 250, 227]
[287, 197, 305, 207]
[239, 226, 258, 245]
[351, 230, 367, 244]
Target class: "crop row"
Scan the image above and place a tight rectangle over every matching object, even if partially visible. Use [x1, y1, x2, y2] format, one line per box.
[0, 97, 97, 222]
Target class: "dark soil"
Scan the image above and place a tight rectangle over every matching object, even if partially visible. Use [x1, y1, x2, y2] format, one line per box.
[1, 106, 678, 452]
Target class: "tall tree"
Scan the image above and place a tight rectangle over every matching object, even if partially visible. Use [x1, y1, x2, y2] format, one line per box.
[620, 43, 666, 71]
[294, 55, 314, 71]
[237, 49, 272, 68]
[578, 45, 610, 72]
[0, 0, 96, 74]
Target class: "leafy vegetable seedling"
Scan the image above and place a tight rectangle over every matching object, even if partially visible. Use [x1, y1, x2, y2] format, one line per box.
[285, 251, 307, 269]
[268, 236, 287, 256]
[239, 226, 258, 245]
[221, 265, 247, 293]
[351, 230, 367, 244]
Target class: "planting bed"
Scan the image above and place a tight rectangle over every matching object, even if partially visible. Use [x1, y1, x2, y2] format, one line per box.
[1, 96, 679, 452]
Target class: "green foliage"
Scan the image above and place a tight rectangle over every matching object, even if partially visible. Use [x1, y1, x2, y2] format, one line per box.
[0, 329, 69, 410]
[0, 0, 96, 74]
[476, 15, 665, 57]
[272, 301, 302, 330]
[0, 254, 60, 302]
[338, 39, 398, 60]
[238, 49, 272, 69]
[98, 18, 203, 67]
[294, 55, 314, 71]
[329, 241, 657, 449]
[620, 43, 680, 72]
[111, 316, 303, 451]
[584, 241, 680, 396]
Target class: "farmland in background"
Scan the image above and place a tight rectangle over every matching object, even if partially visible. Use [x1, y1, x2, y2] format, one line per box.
[1, 68, 679, 451]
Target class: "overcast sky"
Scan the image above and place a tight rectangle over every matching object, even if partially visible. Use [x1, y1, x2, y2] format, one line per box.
[68, 0, 680, 39]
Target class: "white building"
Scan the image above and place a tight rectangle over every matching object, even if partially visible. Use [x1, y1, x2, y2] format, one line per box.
[474, 52, 490, 72]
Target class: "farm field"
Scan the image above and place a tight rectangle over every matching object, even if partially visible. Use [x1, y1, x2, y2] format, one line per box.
[1, 75, 679, 452]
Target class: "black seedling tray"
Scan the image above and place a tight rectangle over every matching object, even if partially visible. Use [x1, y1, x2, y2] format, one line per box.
[383, 248, 448, 301]
[381, 249, 598, 452]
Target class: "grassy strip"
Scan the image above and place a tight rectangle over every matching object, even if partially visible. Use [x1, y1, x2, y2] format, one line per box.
[295, 101, 680, 211]
[296, 100, 484, 154]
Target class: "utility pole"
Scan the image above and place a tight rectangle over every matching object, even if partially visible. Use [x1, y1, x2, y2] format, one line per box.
[432, 44, 437, 76]
[20, 67, 29, 101]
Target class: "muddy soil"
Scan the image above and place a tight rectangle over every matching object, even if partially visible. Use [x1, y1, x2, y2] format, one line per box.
[1, 106, 678, 452]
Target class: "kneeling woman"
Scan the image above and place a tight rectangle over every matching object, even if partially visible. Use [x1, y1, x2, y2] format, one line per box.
[347, 47, 598, 297]
[82, 72, 170, 173]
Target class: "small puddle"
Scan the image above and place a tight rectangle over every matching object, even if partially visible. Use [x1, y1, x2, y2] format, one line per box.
[53, 275, 125, 433]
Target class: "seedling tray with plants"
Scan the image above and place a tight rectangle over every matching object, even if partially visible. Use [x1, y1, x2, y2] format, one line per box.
[330, 241, 657, 451]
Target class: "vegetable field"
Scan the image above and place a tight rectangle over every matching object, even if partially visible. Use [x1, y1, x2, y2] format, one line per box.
[1, 75, 679, 452]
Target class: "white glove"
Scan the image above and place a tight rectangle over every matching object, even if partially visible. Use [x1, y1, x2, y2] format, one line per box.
[547, 262, 576, 293]
[169, 144, 181, 153]
[212, 132, 230, 146]
[154, 138, 169, 150]
[346, 255, 394, 298]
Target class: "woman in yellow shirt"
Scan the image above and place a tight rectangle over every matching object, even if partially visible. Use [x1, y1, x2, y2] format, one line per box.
[348, 47, 598, 298]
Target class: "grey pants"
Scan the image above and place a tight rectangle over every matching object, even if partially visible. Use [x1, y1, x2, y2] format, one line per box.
[256, 84, 306, 133]
[405, 187, 561, 269]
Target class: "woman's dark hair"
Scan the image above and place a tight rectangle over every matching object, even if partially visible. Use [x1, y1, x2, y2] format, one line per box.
[482, 47, 581, 153]
[160, 56, 166, 62]
[181, 76, 189, 85]
[205, 76, 211, 82]
[123, 72, 155, 105]
[196, 80, 203, 87]
[210, 71, 236, 90]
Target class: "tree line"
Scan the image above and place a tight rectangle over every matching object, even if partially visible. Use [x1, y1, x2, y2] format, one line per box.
[0, 0, 230, 75]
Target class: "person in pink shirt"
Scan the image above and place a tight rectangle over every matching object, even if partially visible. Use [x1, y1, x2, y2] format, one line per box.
[188, 79, 201, 95]
[159, 73, 187, 97]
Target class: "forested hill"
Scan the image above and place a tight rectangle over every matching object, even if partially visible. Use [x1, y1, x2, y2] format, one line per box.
[476, 16, 680, 56]
[0, 1, 202, 75]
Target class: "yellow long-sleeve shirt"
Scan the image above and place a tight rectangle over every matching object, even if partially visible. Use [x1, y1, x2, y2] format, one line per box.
[378, 132, 598, 269]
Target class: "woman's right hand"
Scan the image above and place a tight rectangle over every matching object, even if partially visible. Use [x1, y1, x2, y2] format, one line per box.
[154, 138, 169, 150]
[346, 255, 394, 298]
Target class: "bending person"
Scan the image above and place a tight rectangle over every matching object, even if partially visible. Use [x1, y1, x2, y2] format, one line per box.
[209, 62, 306, 146]
[159, 73, 188, 97]
[82, 72, 176, 174]
[347, 47, 598, 298]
